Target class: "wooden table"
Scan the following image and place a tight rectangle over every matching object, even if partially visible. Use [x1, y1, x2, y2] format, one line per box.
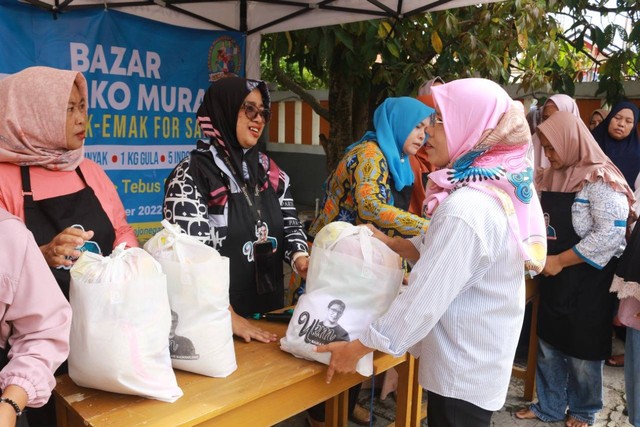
[511, 277, 540, 402]
[54, 319, 422, 427]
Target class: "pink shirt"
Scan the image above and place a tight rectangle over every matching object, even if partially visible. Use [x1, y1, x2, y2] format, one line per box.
[0, 210, 72, 407]
[0, 159, 138, 248]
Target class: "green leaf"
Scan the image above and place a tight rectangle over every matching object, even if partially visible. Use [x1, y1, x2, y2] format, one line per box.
[444, 13, 459, 36]
[591, 27, 607, 52]
[562, 74, 575, 95]
[378, 21, 393, 39]
[431, 31, 443, 54]
[387, 42, 400, 59]
[630, 22, 640, 45]
[334, 28, 354, 52]
[604, 24, 616, 47]
[517, 27, 529, 50]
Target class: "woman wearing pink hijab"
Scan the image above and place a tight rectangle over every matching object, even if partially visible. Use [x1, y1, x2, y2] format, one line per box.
[0, 66, 138, 299]
[517, 111, 634, 427]
[532, 94, 581, 171]
[588, 108, 609, 130]
[317, 78, 546, 427]
[0, 66, 137, 426]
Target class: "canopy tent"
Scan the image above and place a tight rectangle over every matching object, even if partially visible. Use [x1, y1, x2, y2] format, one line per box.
[21, 0, 498, 77]
[22, 0, 493, 33]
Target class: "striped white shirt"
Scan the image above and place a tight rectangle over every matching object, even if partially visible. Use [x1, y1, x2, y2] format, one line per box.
[360, 187, 526, 411]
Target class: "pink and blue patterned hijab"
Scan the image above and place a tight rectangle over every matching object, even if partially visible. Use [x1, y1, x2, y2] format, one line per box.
[424, 78, 546, 275]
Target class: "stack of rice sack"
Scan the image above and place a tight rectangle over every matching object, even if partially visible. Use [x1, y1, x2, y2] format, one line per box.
[280, 222, 403, 376]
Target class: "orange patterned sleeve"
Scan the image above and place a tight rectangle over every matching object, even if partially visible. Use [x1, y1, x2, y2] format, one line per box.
[351, 143, 429, 238]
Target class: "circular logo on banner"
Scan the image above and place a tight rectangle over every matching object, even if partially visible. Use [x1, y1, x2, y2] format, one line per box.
[208, 36, 242, 81]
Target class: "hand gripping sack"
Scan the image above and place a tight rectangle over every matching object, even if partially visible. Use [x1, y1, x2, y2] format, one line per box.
[68, 244, 182, 402]
[280, 222, 403, 376]
[144, 220, 236, 377]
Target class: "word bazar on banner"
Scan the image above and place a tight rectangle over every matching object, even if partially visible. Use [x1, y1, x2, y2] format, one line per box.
[0, 0, 245, 242]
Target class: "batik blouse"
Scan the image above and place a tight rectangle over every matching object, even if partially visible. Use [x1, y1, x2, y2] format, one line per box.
[309, 141, 428, 238]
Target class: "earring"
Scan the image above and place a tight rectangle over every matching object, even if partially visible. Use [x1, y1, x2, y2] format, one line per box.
[400, 153, 405, 163]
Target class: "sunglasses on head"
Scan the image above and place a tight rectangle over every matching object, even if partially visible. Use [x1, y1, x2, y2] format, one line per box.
[242, 102, 271, 123]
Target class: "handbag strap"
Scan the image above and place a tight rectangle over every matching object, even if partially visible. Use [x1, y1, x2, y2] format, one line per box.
[208, 138, 263, 226]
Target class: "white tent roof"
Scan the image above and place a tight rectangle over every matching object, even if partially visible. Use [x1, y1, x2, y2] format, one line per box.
[22, 0, 494, 33]
[20, 0, 499, 78]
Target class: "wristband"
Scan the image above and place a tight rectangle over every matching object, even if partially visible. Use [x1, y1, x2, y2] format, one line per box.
[0, 397, 23, 416]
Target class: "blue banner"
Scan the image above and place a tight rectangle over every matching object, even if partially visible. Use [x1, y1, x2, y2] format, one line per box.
[0, 0, 245, 242]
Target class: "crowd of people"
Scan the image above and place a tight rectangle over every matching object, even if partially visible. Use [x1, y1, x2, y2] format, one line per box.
[0, 64, 638, 427]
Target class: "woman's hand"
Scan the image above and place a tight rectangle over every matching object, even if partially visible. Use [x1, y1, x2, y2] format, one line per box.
[543, 249, 582, 277]
[542, 255, 563, 276]
[362, 224, 419, 263]
[315, 339, 372, 384]
[0, 405, 17, 427]
[293, 255, 309, 279]
[361, 224, 391, 246]
[40, 226, 95, 268]
[230, 307, 278, 343]
[0, 385, 27, 427]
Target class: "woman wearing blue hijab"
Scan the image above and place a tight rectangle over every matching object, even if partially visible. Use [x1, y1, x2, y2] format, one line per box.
[592, 101, 640, 190]
[304, 97, 434, 427]
[309, 97, 434, 239]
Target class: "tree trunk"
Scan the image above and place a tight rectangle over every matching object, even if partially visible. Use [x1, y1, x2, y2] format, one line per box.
[326, 44, 354, 172]
[351, 95, 369, 142]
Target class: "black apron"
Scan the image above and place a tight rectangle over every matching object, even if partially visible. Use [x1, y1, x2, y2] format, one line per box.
[222, 182, 285, 317]
[21, 166, 116, 427]
[20, 166, 116, 300]
[187, 150, 286, 317]
[537, 191, 616, 360]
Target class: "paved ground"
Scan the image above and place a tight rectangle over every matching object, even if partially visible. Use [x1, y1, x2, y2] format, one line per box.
[275, 338, 631, 427]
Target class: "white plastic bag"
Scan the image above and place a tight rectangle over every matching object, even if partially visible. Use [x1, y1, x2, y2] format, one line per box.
[144, 220, 236, 378]
[280, 223, 403, 376]
[68, 244, 182, 402]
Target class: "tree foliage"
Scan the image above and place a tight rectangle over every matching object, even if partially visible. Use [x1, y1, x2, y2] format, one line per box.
[261, 0, 638, 170]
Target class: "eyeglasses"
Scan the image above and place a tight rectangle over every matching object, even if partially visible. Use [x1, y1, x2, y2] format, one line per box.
[428, 113, 443, 127]
[242, 102, 271, 123]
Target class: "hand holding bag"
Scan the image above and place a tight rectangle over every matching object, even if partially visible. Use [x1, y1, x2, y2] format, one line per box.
[280, 223, 403, 376]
